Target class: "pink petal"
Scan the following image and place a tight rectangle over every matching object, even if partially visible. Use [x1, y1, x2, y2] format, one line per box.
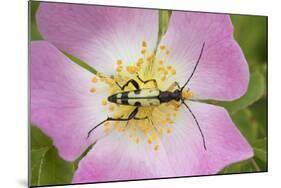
[160, 101, 253, 175]
[72, 132, 174, 183]
[31, 41, 109, 161]
[72, 101, 253, 182]
[159, 12, 249, 100]
[37, 3, 158, 75]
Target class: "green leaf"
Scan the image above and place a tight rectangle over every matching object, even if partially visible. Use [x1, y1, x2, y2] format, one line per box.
[31, 126, 52, 150]
[250, 97, 267, 138]
[157, 10, 172, 46]
[231, 109, 258, 144]
[231, 15, 267, 64]
[30, 126, 75, 186]
[30, 1, 43, 40]
[252, 138, 267, 170]
[31, 147, 49, 185]
[37, 146, 75, 186]
[217, 71, 265, 114]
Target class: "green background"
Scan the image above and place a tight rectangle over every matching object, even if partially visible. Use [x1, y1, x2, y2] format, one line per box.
[30, 2, 267, 186]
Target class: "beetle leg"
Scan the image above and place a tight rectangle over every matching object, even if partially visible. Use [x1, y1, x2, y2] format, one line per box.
[167, 81, 180, 91]
[137, 74, 158, 88]
[115, 79, 140, 90]
[87, 108, 140, 138]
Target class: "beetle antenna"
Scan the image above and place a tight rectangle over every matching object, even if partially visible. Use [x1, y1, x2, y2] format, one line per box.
[182, 101, 207, 150]
[181, 42, 205, 92]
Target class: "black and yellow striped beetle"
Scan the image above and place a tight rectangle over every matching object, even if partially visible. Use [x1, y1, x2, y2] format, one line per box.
[88, 42, 206, 150]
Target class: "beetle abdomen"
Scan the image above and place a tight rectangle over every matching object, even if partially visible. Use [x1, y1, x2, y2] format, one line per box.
[108, 89, 161, 106]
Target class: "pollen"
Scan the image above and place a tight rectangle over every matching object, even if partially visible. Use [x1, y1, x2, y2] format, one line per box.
[90, 87, 96, 93]
[91, 77, 98, 83]
[154, 144, 160, 151]
[137, 58, 144, 66]
[116, 66, 123, 73]
[135, 137, 140, 144]
[151, 132, 158, 141]
[126, 66, 138, 74]
[116, 59, 123, 65]
[160, 44, 166, 50]
[166, 127, 171, 134]
[142, 40, 147, 48]
[171, 68, 176, 75]
[109, 104, 115, 111]
[98, 41, 181, 151]
[182, 90, 193, 99]
[102, 99, 107, 106]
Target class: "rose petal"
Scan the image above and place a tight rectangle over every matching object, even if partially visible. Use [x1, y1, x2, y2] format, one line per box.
[31, 41, 109, 161]
[160, 101, 253, 175]
[37, 3, 159, 75]
[72, 101, 252, 182]
[72, 131, 175, 183]
[158, 12, 249, 100]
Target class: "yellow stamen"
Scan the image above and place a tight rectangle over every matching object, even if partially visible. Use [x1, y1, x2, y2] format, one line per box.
[154, 144, 160, 151]
[147, 139, 152, 144]
[126, 66, 138, 74]
[109, 104, 115, 111]
[116, 59, 123, 65]
[160, 44, 166, 50]
[90, 88, 96, 93]
[171, 68, 176, 75]
[137, 58, 144, 66]
[91, 77, 98, 83]
[166, 127, 171, 134]
[102, 99, 107, 106]
[141, 48, 146, 54]
[135, 137, 140, 144]
[182, 90, 193, 99]
[142, 40, 147, 48]
[116, 66, 123, 73]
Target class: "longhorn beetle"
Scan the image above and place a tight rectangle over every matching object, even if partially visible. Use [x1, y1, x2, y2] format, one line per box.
[88, 42, 206, 150]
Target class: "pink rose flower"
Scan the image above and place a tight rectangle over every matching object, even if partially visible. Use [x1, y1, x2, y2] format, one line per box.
[31, 3, 253, 183]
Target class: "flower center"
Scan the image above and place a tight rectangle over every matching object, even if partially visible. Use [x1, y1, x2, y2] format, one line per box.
[89, 40, 193, 151]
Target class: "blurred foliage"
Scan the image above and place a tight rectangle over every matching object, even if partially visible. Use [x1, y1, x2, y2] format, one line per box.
[30, 1, 42, 40]
[30, 2, 268, 186]
[30, 126, 75, 186]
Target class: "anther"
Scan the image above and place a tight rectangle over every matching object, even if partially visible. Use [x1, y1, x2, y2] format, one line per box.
[126, 66, 138, 74]
[109, 105, 115, 111]
[154, 144, 160, 151]
[160, 44, 166, 50]
[166, 127, 171, 134]
[91, 77, 98, 83]
[171, 68, 176, 75]
[142, 40, 147, 48]
[102, 99, 107, 106]
[116, 59, 123, 65]
[90, 88, 96, 93]
[141, 49, 146, 55]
